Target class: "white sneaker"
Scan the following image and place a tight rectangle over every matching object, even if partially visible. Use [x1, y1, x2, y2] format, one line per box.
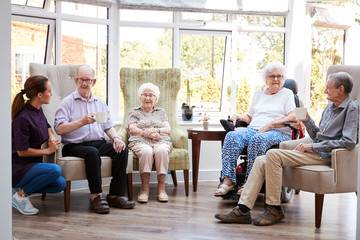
[12, 193, 39, 215]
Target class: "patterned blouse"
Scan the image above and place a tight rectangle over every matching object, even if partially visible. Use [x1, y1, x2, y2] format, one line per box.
[127, 106, 172, 149]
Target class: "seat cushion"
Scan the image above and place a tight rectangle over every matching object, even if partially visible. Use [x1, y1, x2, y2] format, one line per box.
[132, 148, 190, 171]
[282, 165, 336, 194]
[57, 156, 113, 181]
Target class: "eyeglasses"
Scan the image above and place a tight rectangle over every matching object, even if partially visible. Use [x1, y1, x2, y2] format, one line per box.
[268, 75, 283, 80]
[76, 78, 94, 84]
[141, 93, 156, 98]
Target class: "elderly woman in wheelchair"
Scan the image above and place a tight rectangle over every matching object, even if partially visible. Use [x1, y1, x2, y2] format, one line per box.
[215, 62, 296, 196]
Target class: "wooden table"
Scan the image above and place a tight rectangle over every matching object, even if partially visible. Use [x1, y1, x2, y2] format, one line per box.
[187, 128, 227, 192]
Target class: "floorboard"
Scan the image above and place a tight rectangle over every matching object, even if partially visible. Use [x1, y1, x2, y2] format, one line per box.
[12, 182, 357, 240]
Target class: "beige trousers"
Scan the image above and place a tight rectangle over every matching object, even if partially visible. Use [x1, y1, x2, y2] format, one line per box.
[131, 143, 171, 175]
[239, 149, 330, 208]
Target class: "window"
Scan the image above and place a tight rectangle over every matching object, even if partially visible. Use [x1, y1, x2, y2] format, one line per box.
[120, 9, 173, 22]
[119, 27, 173, 69]
[234, 31, 285, 114]
[310, 26, 344, 123]
[179, 31, 231, 114]
[11, 16, 54, 101]
[61, 2, 108, 19]
[61, 21, 108, 102]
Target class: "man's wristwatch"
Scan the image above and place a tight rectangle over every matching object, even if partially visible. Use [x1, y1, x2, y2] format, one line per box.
[113, 136, 121, 141]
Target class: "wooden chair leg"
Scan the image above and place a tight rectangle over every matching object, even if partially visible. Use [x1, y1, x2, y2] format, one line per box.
[183, 169, 189, 196]
[64, 181, 71, 212]
[127, 173, 133, 201]
[170, 170, 177, 187]
[315, 193, 324, 229]
[41, 193, 46, 201]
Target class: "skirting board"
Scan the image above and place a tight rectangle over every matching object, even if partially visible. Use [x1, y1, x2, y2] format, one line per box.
[69, 169, 221, 191]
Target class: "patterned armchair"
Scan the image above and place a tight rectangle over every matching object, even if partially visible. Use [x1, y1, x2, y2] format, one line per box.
[118, 68, 190, 196]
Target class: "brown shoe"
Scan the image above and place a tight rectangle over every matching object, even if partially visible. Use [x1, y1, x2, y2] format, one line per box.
[214, 206, 252, 224]
[106, 195, 135, 209]
[252, 206, 285, 226]
[90, 195, 110, 214]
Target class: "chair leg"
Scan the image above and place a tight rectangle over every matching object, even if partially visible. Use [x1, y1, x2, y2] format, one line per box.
[64, 181, 71, 212]
[315, 193, 324, 229]
[127, 173, 133, 201]
[183, 169, 189, 196]
[41, 193, 46, 201]
[170, 170, 177, 187]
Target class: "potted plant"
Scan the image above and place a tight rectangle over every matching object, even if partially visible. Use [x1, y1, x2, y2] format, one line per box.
[181, 102, 195, 121]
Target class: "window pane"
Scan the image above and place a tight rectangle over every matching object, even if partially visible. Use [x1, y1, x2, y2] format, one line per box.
[119, 27, 172, 69]
[180, 33, 227, 112]
[62, 21, 108, 102]
[235, 32, 284, 114]
[11, 21, 49, 101]
[27, 0, 45, 8]
[61, 2, 108, 19]
[181, 12, 228, 22]
[119, 27, 172, 113]
[120, 9, 173, 22]
[11, 0, 26, 5]
[237, 15, 285, 27]
[310, 27, 344, 123]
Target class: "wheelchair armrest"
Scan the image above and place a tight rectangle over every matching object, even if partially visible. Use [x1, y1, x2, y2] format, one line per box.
[284, 121, 304, 131]
[235, 120, 249, 128]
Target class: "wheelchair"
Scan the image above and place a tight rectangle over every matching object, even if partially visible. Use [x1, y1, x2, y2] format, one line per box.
[217, 79, 303, 203]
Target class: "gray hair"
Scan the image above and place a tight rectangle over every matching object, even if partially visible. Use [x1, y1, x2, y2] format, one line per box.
[138, 82, 160, 98]
[262, 62, 287, 81]
[328, 72, 353, 94]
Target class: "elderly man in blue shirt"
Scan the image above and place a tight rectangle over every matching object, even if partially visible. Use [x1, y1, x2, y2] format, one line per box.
[215, 71, 359, 226]
[54, 65, 135, 214]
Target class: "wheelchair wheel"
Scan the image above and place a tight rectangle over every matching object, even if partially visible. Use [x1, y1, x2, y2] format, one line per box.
[280, 187, 294, 203]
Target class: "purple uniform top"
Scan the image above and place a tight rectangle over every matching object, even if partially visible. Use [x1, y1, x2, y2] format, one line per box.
[12, 102, 50, 186]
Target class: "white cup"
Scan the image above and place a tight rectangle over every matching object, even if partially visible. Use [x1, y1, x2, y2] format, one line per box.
[295, 107, 307, 121]
[95, 112, 107, 124]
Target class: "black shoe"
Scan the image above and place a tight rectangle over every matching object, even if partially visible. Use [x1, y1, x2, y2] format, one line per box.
[106, 195, 135, 209]
[215, 206, 252, 224]
[90, 195, 110, 214]
[252, 206, 285, 226]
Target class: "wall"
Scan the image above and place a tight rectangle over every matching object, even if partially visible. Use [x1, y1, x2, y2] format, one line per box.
[0, 1, 12, 239]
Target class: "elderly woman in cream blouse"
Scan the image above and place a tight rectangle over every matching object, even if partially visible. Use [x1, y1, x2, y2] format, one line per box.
[127, 82, 172, 203]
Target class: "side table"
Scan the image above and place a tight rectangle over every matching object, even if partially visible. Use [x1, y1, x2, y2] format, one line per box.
[187, 128, 227, 192]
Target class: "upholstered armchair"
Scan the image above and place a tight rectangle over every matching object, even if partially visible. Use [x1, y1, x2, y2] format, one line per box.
[29, 63, 133, 212]
[280, 65, 360, 228]
[118, 68, 190, 196]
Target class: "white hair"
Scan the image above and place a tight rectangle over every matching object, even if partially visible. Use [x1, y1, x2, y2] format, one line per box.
[138, 82, 160, 99]
[262, 62, 286, 81]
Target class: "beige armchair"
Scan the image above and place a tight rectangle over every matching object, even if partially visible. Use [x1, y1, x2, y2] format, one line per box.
[118, 68, 190, 196]
[280, 65, 360, 228]
[29, 63, 133, 212]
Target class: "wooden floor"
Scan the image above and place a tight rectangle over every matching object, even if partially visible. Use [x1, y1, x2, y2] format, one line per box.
[12, 182, 357, 240]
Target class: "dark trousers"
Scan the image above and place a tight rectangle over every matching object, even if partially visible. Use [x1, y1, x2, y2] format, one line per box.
[62, 140, 128, 196]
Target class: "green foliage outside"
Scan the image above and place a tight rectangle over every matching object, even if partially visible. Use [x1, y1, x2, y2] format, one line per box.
[236, 77, 251, 114]
[310, 26, 343, 122]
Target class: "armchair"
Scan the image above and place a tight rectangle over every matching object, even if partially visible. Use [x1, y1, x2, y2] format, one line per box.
[29, 63, 133, 212]
[280, 65, 360, 228]
[118, 68, 190, 196]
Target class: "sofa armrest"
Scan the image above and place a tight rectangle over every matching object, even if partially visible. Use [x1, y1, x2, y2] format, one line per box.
[279, 137, 313, 150]
[330, 146, 358, 191]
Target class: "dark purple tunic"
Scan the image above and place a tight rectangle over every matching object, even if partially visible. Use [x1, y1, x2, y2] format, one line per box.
[12, 102, 50, 186]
